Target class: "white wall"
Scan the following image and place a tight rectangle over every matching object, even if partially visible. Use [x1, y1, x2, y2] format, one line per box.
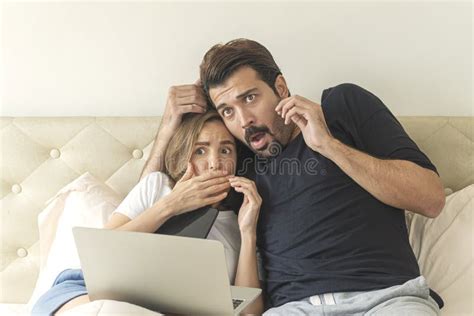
[1, 1, 472, 116]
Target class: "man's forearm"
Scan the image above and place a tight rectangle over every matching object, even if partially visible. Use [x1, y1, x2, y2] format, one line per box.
[139, 127, 173, 181]
[140, 82, 207, 181]
[323, 138, 445, 218]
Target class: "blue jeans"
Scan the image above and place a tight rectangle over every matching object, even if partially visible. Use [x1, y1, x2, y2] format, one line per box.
[31, 269, 87, 316]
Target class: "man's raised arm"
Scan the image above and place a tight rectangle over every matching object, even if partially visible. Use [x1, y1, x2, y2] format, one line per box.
[140, 81, 208, 181]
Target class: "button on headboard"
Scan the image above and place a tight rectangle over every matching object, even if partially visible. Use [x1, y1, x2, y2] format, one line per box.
[0, 116, 473, 303]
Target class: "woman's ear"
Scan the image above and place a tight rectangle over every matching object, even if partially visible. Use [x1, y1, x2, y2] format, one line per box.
[274, 74, 289, 99]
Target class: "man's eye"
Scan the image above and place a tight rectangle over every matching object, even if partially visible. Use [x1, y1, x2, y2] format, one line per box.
[222, 108, 233, 117]
[195, 148, 205, 155]
[245, 94, 256, 103]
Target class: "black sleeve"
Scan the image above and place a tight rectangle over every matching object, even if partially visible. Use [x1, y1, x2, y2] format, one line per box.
[321, 83, 438, 174]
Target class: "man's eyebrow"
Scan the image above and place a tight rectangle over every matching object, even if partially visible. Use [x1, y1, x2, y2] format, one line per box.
[216, 87, 259, 111]
[236, 87, 258, 100]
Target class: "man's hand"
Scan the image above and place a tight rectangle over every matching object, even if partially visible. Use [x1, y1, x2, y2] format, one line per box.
[275, 95, 334, 157]
[160, 80, 208, 137]
[140, 80, 207, 180]
[276, 95, 445, 218]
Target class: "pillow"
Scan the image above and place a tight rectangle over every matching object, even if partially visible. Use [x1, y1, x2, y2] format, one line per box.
[444, 187, 454, 196]
[407, 184, 473, 315]
[27, 172, 122, 311]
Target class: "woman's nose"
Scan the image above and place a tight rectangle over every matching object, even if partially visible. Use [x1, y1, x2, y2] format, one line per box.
[208, 156, 221, 171]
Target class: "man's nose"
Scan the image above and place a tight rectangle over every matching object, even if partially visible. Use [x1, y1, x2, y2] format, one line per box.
[237, 108, 256, 129]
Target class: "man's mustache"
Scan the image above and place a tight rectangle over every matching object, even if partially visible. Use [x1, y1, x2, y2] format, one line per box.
[244, 125, 273, 144]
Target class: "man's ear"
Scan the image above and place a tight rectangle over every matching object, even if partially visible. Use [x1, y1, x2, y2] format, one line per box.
[274, 74, 289, 98]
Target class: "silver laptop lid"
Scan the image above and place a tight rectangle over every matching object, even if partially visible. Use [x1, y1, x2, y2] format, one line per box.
[73, 227, 237, 315]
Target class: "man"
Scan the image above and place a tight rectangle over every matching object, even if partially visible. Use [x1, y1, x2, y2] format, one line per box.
[141, 39, 446, 315]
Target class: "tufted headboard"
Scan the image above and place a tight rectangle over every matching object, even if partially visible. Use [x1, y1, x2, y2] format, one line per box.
[1, 116, 473, 303]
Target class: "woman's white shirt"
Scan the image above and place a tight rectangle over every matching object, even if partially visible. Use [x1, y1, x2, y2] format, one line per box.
[111, 172, 241, 283]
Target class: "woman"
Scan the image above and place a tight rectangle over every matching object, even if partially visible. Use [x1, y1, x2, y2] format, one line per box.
[32, 110, 264, 315]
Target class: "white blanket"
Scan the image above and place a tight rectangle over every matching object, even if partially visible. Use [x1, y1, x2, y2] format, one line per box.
[61, 300, 163, 316]
[1, 301, 163, 316]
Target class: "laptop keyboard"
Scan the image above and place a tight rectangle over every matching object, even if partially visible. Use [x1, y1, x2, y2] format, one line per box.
[233, 299, 244, 309]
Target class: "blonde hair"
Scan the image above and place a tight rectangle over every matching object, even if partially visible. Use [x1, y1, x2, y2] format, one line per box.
[164, 110, 223, 183]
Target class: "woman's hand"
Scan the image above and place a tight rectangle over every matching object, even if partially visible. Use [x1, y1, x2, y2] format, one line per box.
[229, 177, 262, 235]
[159, 163, 231, 217]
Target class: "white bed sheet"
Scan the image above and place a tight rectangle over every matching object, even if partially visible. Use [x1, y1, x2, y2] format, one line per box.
[0, 301, 164, 316]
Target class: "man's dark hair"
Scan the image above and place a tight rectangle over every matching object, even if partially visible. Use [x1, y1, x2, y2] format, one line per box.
[200, 38, 285, 105]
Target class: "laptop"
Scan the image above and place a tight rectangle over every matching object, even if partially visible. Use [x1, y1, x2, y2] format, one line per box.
[73, 227, 261, 315]
[155, 206, 219, 238]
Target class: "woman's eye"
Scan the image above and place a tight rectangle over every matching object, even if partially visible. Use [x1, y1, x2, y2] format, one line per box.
[245, 94, 256, 103]
[222, 107, 233, 117]
[195, 148, 205, 155]
[221, 147, 232, 154]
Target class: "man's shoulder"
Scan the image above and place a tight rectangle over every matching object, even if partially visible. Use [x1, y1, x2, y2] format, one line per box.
[321, 82, 366, 103]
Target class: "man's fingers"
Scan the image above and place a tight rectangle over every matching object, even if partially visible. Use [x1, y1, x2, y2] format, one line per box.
[176, 95, 207, 106]
[178, 104, 207, 114]
[275, 97, 293, 113]
[284, 106, 306, 125]
[169, 84, 200, 93]
[280, 99, 297, 120]
[290, 113, 308, 129]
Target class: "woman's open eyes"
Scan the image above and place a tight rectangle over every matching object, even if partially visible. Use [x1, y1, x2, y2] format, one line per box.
[221, 147, 233, 154]
[195, 147, 206, 155]
[194, 147, 233, 155]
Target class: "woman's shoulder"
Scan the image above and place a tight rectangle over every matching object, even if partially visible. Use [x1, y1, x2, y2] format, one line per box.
[141, 171, 172, 186]
[138, 171, 173, 195]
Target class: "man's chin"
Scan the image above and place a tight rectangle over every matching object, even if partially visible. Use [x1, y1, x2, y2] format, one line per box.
[250, 140, 282, 158]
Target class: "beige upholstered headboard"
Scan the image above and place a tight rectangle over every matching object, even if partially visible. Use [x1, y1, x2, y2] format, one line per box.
[1, 116, 473, 303]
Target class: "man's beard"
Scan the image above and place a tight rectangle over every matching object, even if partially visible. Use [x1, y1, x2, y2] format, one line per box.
[244, 103, 295, 158]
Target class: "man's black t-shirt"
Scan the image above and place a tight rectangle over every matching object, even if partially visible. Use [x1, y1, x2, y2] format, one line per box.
[239, 83, 439, 308]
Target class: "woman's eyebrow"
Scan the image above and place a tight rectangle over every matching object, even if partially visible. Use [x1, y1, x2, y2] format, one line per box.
[194, 140, 235, 146]
[194, 141, 210, 146]
[221, 140, 236, 146]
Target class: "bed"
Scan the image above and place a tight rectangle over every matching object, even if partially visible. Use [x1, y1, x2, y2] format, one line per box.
[1, 116, 473, 315]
